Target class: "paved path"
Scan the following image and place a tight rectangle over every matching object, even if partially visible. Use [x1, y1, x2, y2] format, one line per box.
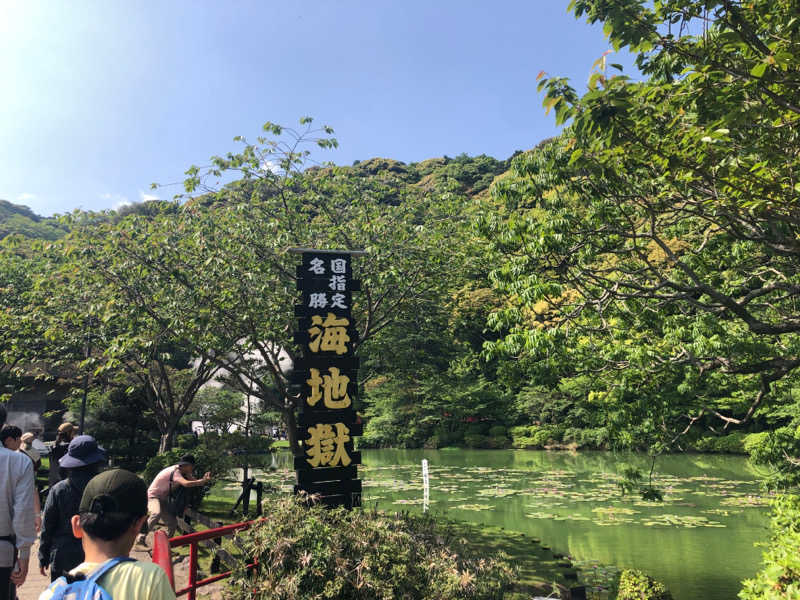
[16, 541, 155, 600]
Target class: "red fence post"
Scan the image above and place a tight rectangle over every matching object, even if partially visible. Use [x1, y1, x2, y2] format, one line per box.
[188, 541, 198, 600]
[152, 530, 174, 590]
[156, 518, 259, 597]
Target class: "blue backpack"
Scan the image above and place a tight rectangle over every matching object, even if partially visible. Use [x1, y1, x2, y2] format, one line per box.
[47, 556, 136, 600]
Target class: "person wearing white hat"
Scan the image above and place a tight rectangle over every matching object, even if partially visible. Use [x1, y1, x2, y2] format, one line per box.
[20, 433, 41, 472]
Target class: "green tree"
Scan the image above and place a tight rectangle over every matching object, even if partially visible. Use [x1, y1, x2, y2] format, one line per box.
[483, 0, 800, 484]
[70, 119, 466, 456]
[2, 228, 219, 452]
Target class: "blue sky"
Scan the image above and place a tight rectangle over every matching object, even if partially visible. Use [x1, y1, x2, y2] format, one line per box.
[0, 1, 634, 216]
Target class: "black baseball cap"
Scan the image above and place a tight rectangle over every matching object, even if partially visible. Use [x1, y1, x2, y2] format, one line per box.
[80, 469, 147, 518]
[178, 454, 196, 466]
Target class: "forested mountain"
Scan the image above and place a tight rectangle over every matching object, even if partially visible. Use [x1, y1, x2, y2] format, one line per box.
[0, 199, 68, 240]
[0, 148, 514, 454]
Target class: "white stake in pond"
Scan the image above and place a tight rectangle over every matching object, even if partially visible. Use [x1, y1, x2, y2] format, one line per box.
[422, 459, 430, 512]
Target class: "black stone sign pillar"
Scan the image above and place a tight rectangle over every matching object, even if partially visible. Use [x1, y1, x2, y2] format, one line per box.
[290, 248, 364, 508]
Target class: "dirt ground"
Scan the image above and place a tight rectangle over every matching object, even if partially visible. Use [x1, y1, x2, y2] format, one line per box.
[15, 539, 223, 600]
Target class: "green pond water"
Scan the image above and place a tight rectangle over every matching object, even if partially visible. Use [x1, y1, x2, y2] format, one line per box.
[226, 449, 771, 600]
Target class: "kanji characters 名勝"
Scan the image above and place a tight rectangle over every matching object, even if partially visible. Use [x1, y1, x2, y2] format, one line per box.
[305, 422, 352, 467]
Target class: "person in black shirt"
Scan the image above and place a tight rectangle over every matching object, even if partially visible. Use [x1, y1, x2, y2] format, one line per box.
[39, 435, 106, 581]
[48, 423, 74, 488]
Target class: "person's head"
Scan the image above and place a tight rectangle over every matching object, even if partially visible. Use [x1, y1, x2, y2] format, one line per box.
[56, 422, 75, 444]
[1, 425, 22, 451]
[71, 469, 148, 556]
[20, 432, 35, 450]
[177, 454, 196, 477]
[59, 434, 106, 472]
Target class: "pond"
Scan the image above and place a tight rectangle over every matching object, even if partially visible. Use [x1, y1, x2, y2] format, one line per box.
[229, 449, 771, 600]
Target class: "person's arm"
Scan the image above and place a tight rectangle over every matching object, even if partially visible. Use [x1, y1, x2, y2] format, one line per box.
[171, 472, 211, 488]
[11, 457, 35, 586]
[38, 484, 58, 572]
[33, 487, 41, 533]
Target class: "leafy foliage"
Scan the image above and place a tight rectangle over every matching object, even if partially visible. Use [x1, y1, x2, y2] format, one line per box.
[739, 494, 800, 599]
[226, 494, 515, 600]
[481, 0, 800, 486]
[616, 569, 672, 600]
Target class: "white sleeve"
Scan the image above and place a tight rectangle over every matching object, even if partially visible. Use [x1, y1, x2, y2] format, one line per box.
[13, 457, 36, 559]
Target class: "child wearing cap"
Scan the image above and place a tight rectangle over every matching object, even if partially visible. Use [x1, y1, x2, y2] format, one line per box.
[39, 469, 176, 600]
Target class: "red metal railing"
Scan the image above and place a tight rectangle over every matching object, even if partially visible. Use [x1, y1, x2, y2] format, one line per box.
[152, 521, 257, 600]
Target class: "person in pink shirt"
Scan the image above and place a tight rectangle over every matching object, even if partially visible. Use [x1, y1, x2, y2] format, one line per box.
[136, 455, 210, 547]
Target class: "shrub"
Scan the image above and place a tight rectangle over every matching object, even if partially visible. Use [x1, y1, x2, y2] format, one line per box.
[424, 436, 440, 449]
[739, 494, 800, 599]
[510, 425, 560, 449]
[465, 423, 490, 436]
[509, 426, 530, 439]
[485, 435, 510, 449]
[511, 436, 535, 449]
[616, 569, 672, 600]
[488, 425, 507, 438]
[531, 426, 561, 447]
[176, 433, 198, 449]
[743, 431, 770, 455]
[693, 432, 747, 454]
[226, 495, 515, 599]
[463, 433, 490, 448]
[431, 427, 464, 448]
[562, 427, 609, 449]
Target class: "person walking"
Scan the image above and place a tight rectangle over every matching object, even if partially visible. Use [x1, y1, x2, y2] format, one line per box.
[0, 405, 36, 600]
[48, 424, 74, 488]
[39, 469, 176, 600]
[136, 455, 210, 546]
[38, 435, 106, 582]
[1, 425, 42, 534]
[19, 434, 41, 473]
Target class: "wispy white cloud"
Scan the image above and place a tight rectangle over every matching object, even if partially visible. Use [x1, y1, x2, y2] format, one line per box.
[100, 192, 132, 211]
[261, 159, 281, 174]
[139, 190, 159, 202]
[16, 192, 37, 203]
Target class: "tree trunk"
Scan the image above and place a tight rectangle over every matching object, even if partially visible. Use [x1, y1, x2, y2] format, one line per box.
[283, 406, 302, 456]
[158, 428, 176, 454]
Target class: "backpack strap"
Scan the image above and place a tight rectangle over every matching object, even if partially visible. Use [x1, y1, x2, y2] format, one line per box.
[85, 556, 137, 586]
[168, 466, 178, 498]
[47, 557, 136, 600]
[86, 556, 136, 583]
